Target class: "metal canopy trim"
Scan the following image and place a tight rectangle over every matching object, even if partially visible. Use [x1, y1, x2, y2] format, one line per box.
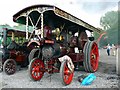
[54, 7, 101, 33]
[13, 5, 54, 22]
[13, 4, 101, 33]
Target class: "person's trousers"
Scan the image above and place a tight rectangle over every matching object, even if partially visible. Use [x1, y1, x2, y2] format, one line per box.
[107, 49, 110, 56]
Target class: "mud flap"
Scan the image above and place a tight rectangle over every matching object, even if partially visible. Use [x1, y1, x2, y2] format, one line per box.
[58, 55, 74, 72]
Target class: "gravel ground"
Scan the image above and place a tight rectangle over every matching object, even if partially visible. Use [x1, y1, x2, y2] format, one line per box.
[0, 49, 119, 89]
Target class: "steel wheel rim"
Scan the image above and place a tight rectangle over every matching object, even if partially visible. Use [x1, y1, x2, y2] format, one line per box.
[63, 62, 73, 85]
[90, 42, 99, 71]
[5, 60, 16, 74]
[31, 59, 44, 81]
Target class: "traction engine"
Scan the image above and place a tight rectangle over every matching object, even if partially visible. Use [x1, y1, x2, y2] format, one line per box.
[28, 26, 99, 85]
[13, 5, 100, 85]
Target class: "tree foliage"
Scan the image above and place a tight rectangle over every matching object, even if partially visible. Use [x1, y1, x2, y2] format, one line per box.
[100, 11, 118, 46]
[100, 11, 118, 31]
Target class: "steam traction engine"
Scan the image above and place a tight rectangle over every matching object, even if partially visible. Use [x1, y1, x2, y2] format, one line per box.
[0, 28, 30, 75]
[13, 5, 101, 85]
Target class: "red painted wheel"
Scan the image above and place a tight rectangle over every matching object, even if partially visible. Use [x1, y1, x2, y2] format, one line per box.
[60, 60, 74, 85]
[78, 31, 88, 49]
[83, 41, 99, 72]
[3, 59, 17, 75]
[29, 58, 45, 81]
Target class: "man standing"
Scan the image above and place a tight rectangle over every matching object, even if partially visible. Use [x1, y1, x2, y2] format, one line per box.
[107, 44, 111, 56]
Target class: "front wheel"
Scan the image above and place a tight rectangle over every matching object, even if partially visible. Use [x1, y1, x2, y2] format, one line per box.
[83, 41, 99, 72]
[60, 60, 74, 85]
[3, 59, 17, 75]
[29, 58, 45, 81]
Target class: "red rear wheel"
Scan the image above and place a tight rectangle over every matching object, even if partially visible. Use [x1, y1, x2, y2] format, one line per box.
[29, 58, 45, 81]
[83, 41, 99, 72]
[60, 60, 74, 85]
[90, 42, 99, 71]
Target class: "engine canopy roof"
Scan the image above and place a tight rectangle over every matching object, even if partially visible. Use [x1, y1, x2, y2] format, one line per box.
[13, 4, 102, 34]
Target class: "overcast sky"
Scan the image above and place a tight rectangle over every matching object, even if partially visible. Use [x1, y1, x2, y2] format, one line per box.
[0, 0, 119, 28]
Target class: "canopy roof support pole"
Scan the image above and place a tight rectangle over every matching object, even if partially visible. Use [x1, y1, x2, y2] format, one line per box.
[26, 14, 29, 40]
[41, 13, 43, 38]
[35, 15, 41, 27]
[11, 32, 14, 41]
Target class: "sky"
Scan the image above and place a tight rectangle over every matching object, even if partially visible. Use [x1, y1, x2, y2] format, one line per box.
[0, 0, 119, 28]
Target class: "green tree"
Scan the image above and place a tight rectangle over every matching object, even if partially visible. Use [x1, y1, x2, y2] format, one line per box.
[100, 11, 118, 31]
[100, 11, 118, 46]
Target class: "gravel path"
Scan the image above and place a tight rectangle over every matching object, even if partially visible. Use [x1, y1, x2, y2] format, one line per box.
[0, 49, 119, 88]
